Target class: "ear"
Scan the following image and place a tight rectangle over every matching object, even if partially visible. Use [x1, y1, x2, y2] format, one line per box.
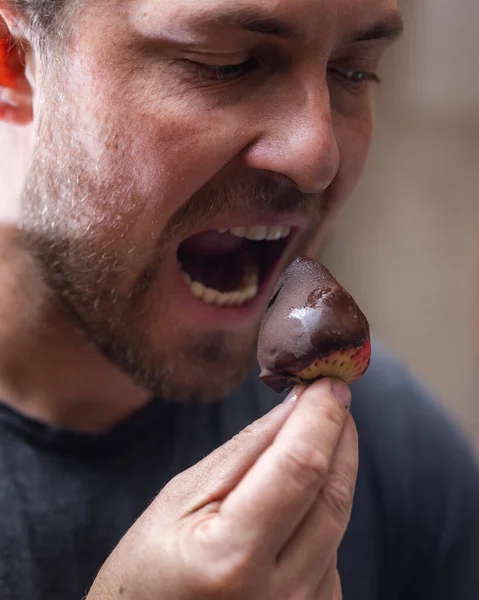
[0, 10, 33, 126]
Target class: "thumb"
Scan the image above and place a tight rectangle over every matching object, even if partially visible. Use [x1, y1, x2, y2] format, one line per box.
[165, 387, 304, 515]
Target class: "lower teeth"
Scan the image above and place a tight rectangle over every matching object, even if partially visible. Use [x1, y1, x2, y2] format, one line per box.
[181, 268, 259, 307]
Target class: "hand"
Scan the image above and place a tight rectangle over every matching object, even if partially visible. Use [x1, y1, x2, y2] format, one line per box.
[87, 379, 358, 600]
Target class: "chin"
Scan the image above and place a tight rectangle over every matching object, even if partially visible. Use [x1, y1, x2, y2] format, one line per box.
[95, 323, 259, 403]
[149, 363, 255, 404]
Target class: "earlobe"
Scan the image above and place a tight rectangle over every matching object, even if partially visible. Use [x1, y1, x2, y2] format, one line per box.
[0, 17, 33, 126]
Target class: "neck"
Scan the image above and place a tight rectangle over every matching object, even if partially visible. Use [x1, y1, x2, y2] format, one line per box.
[0, 226, 151, 433]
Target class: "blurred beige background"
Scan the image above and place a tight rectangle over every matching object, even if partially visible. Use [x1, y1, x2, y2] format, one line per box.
[323, 0, 479, 448]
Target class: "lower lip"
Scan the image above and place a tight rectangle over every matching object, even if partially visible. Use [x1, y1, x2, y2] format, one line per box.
[173, 233, 297, 328]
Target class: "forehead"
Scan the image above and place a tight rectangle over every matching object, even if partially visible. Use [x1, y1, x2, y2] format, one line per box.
[127, 0, 401, 42]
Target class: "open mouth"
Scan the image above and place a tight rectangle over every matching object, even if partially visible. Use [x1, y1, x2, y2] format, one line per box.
[177, 225, 293, 308]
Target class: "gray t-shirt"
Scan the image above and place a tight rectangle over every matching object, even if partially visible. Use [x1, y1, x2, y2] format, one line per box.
[0, 347, 478, 600]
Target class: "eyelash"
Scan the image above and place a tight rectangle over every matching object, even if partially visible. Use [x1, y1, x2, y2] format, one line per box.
[185, 58, 381, 90]
[190, 58, 260, 82]
[327, 65, 381, 90]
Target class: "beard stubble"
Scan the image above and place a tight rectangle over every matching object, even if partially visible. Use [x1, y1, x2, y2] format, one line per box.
[19, 105, 321, 403]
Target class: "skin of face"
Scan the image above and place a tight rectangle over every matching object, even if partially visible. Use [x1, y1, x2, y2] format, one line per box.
[15, 0, 400, 403]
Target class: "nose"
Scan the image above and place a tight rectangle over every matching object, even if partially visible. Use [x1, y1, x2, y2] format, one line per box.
[241, 85, 340, 194]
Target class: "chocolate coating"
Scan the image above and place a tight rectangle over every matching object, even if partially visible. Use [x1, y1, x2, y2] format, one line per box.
[258, 257, 370, 392]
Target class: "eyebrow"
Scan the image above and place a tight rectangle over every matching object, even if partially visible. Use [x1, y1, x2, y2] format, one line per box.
[348, 13, 404, 44]
[194, 8, 403, 43]
[202, 9, 297, 39]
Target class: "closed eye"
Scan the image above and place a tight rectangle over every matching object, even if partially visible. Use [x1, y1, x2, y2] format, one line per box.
[185, 57, 261, 82]
[327, 65, 381, 91]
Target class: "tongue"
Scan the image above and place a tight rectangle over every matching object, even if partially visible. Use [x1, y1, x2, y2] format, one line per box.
[180, 231, 246, 256]
[178, 231, 255, 293]
[182, 254, 250, 292]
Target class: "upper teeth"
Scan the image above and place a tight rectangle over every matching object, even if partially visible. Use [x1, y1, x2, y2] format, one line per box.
[218, 225, 291, 241]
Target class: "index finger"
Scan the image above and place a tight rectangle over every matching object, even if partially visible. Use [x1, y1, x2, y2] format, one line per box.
[219, 378, 352, 559]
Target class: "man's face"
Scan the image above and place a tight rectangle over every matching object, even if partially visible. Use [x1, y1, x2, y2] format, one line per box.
[21, 0, 400, 401]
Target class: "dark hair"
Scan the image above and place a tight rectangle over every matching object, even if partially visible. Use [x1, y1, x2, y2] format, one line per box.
[8, 0, 72, 40]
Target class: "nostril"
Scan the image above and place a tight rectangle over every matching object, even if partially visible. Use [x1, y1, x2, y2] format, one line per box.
[240, 121, 340, 195]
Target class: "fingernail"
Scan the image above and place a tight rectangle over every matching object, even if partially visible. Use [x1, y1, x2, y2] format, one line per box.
[282, 385, 304, 405]
[331, 380, 352, 410]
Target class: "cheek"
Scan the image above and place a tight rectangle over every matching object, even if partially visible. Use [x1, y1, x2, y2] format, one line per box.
[62, 54, 254, 233]
[330, 102, 373, 205]
[335, 108, 374, 201]
[307, 106, 373, 253]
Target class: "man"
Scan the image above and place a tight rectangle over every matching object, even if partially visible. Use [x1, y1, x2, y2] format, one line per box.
[0, 0, 478, 598]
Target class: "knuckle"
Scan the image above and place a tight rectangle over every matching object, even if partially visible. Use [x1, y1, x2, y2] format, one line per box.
[317, 400, 346, 433]
[234, 422, 258, 444]
[279, 441, 330, 491]
[347, 414, 358, 440]
[227, 422, 260, 454]
[343, 414, 358, 444]
[322, 473, 355, 527]
[159, 470, 190, 502]
[193, 547, 253, 597]
[157, 478, 178, 504]
[181, 520, 256, 598]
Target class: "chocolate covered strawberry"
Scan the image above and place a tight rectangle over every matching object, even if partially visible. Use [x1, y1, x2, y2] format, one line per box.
[257, 257, 371, 393]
